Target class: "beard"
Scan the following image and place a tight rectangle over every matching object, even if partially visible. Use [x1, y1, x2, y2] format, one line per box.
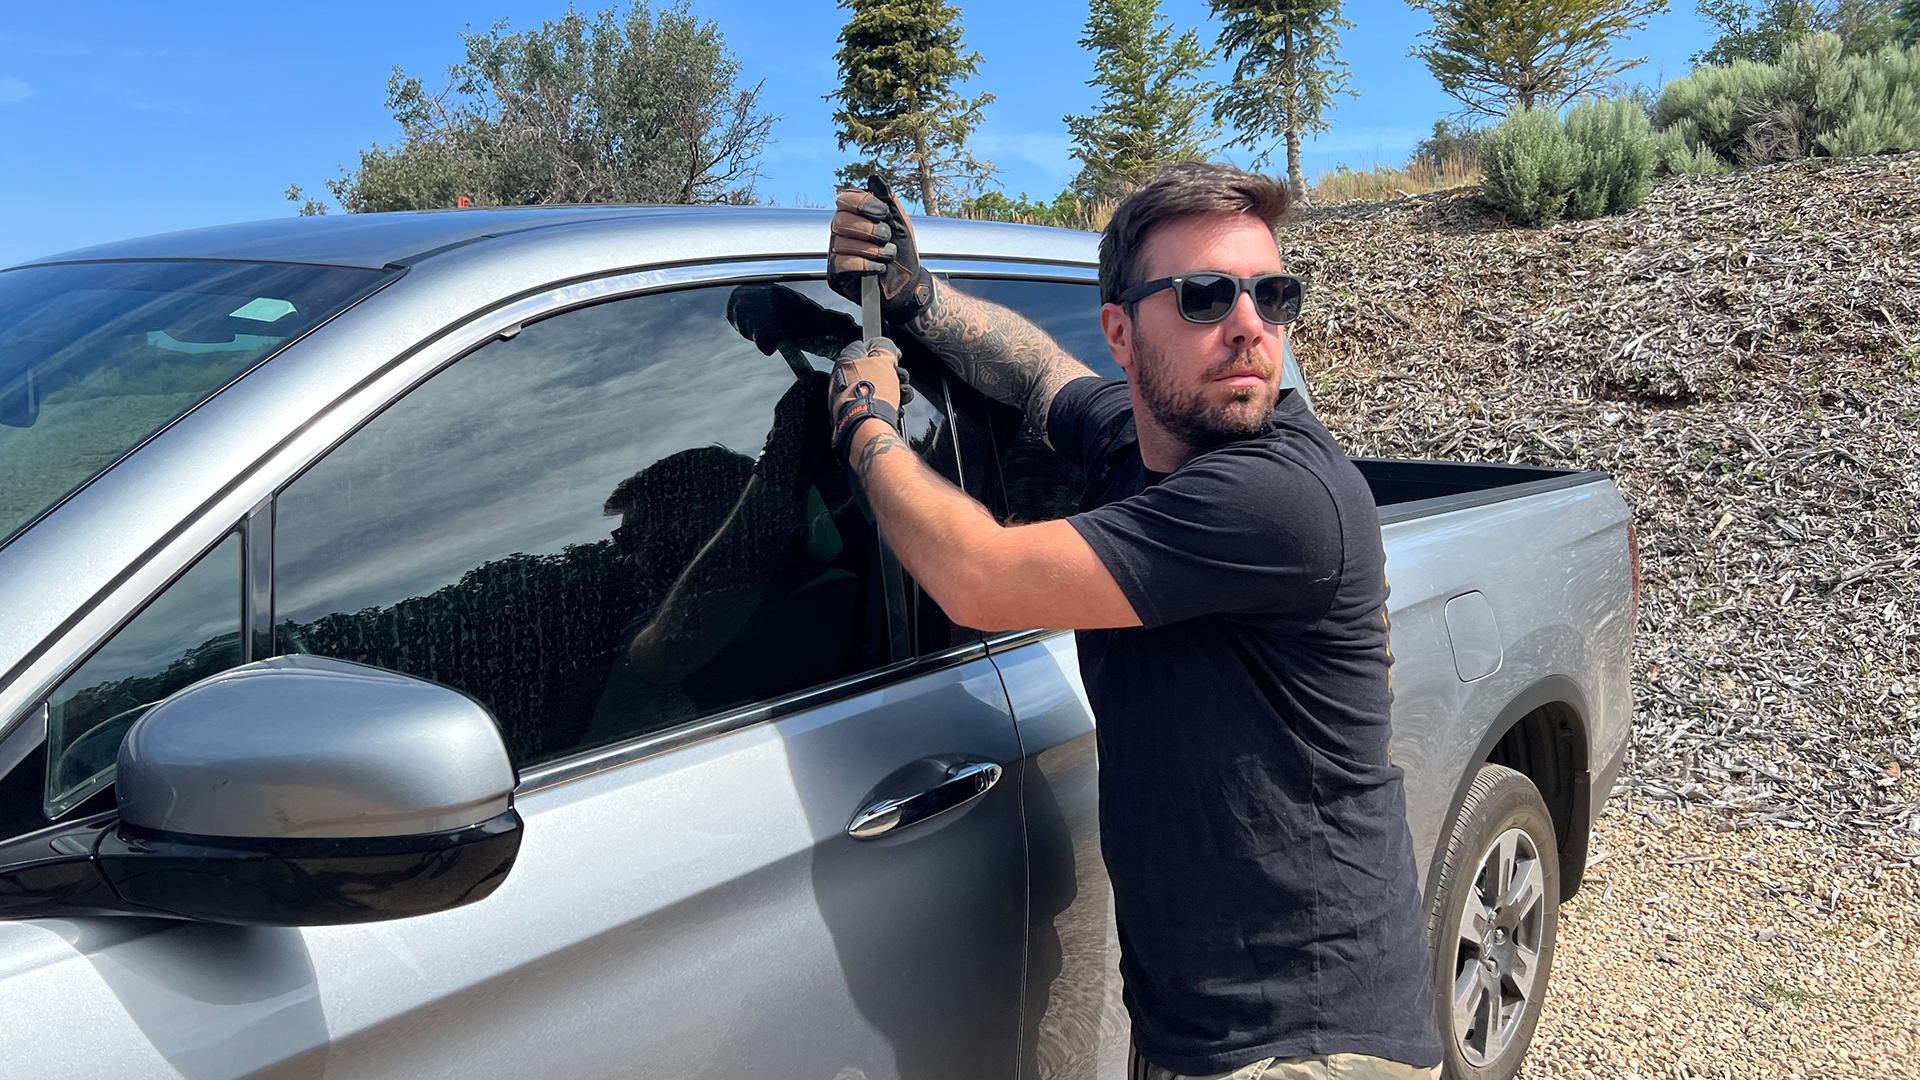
[1132, 326, 1281, 450]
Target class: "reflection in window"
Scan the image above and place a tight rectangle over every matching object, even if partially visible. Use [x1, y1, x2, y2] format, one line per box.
[274, 280, 961, 767]
[944, 279, 1111, 525]
[43, 532, 243, 816]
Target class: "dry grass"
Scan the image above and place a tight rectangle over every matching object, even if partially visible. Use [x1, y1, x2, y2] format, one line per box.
[1310, 151, 1482, 205]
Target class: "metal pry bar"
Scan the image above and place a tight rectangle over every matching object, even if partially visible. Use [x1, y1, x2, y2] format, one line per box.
[861, 274, 915, 663]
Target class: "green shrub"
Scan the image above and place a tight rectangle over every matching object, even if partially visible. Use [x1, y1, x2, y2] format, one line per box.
[1480, 107, 1578, 226]
[1564, 97, 1658, 218]
[1653, 33, 1920, 164]
[1817, 41, 1920, 153]
[1655, 123, 1737, 173]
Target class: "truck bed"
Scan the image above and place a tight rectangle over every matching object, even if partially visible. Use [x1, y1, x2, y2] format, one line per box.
[1356, 457, 1614, 524]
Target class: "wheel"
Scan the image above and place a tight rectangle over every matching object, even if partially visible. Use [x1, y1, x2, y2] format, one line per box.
[1428, 764, 1560, 1080]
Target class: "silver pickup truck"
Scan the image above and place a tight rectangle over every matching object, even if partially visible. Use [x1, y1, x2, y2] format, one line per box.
[0, 209, 1635, 1080]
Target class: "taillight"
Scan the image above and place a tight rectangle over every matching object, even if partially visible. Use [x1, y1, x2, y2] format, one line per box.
[1626, 520, 1642, 640]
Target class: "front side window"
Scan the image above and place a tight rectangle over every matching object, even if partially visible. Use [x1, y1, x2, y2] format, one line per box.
[42, 533, 244, 816]
[273, 279, 962, 767]
[0, 261, 390, 550]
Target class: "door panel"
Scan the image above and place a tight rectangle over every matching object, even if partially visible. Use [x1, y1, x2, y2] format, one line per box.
[305, 659, 1024, 1080]
[0, 660, 1024, 1080]
[994, 635, 1127, 1080]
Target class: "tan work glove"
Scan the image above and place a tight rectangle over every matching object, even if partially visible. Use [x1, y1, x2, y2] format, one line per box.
[829, 337, 912, 455]
[828, 177, 936, 324]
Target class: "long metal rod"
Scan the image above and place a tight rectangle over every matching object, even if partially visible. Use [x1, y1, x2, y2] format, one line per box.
[862, 276, 915, 663]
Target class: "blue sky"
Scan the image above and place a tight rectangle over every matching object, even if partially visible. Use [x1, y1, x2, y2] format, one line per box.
[0, 1, 1714, 267]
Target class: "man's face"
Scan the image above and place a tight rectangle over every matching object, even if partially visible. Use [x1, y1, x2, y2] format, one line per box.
[1101, 212, 1288, 449]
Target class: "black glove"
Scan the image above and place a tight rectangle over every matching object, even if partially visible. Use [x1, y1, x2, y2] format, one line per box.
[827, 176, 936, 325]
[828, 337, 914, 455]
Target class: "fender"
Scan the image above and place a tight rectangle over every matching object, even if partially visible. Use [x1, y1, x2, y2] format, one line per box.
[1422, 674, 1595, 914]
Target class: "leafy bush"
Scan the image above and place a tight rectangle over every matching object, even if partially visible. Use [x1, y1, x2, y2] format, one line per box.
[1564, 97, 1658, 217]
[1653, 32, 1920, 166]
[1816, 40, 1920, 153]
[1480, 107, 1578, 225]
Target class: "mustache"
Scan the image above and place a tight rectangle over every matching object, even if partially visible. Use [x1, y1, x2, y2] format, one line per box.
[1202, 350, 1276, 382]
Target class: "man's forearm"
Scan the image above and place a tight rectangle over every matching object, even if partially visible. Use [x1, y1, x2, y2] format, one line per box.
[848, 420, 1000, 616]
[906, 279, 1094, 433]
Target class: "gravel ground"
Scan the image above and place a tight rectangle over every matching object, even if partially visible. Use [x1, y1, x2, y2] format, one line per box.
[1520, 805, 1920, 1079]
[1282, 155, 1920, 1076]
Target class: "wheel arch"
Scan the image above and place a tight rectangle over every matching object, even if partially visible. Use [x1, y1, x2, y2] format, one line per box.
[1424, 675, 1596, 912]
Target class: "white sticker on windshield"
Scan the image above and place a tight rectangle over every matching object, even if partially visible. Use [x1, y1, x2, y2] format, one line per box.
[229, 297, 298, 323]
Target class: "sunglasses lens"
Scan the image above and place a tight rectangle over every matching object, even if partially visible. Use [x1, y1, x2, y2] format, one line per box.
[1177, 274, 1239, 323]
[1254, 276, 1304, 325]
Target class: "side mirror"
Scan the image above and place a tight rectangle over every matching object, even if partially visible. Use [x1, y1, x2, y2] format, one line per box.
[0, 656, 522, 925]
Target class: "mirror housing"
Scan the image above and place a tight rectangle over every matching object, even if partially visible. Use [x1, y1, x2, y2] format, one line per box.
[0, 656, 523, 925]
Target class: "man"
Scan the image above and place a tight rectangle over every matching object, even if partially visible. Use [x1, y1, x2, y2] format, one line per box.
[824, 162, 1443, 1080]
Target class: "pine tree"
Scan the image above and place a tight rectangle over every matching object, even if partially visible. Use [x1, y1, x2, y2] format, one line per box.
[1066, 0, 1219, 199]
[829, 0, 995, 216]
[1209, 0, 1355, 203]
[1407, 0, 1667, 120]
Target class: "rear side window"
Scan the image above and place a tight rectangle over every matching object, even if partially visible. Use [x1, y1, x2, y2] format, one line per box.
[0, 261, 389, 550]
[272, 280, 963, 767]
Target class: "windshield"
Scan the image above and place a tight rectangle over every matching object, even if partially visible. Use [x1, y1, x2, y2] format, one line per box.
[0, 260, 390, 547]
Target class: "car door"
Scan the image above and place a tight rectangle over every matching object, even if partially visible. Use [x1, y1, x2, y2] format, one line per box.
[0, 270, 1026, 1080]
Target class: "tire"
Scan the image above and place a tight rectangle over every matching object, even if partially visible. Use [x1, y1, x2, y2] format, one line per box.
[1427, 764, 1560, 1080]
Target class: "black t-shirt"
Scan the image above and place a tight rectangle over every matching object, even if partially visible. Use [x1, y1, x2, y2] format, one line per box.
[1050, 377, 1442, 1074]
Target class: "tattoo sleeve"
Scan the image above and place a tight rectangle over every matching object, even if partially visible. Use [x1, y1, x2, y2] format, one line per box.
[906, 279, 1097, 437]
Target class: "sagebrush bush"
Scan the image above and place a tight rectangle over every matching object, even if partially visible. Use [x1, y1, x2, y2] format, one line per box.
[1480, 108, 1578, 225]
[1564, 97, 1658, 218]
[1653, 33, 1920, 166]
[1817, 41, 1920, 154]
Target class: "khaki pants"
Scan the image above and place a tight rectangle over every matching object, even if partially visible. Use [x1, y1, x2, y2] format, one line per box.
[1127, 1044, 1442, 1080]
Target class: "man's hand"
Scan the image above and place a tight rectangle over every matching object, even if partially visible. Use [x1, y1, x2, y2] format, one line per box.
[828, 178, 935, 324]
[828, 337, 914, 455]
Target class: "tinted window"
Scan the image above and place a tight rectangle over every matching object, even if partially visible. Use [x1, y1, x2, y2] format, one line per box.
[42, 532, 243, 816]
[273, 280, 962, 766]
[0, 261, 389, 549]
[946, 279, 1111, 525]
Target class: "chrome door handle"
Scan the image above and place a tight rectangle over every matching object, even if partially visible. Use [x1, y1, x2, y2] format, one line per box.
[847, 760, 1003, 840]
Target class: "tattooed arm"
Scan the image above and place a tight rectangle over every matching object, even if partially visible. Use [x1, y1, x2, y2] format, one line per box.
[846, 420, 1139, 632]
[906, 279, 1099, 441]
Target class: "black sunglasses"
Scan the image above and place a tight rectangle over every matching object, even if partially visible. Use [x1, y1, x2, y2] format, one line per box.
[1116, 272, 1307, 326]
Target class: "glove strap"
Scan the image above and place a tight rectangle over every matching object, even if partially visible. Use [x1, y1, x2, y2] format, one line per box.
[881, 265, 937, 324]
[831, 381, 903, 456]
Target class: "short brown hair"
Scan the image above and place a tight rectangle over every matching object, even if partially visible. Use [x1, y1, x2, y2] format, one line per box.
[1097, 162, 1291, 306]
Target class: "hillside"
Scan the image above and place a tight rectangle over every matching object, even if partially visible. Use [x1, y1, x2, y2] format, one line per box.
[1287, 152, 1919, 841]
[1283, 153, 1920, 1074]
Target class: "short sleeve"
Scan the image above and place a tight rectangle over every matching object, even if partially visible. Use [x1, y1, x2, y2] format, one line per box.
[1066, 445, 1345, 629]
[1047, 376, 1133, 474]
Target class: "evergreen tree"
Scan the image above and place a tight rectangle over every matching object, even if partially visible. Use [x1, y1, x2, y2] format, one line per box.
[1899, 0, 1920, 43]
[1066, 0, 1219, 199]
[829, 0, 995, 216]
[1692, 0, 1821, 64]
[1407, 0, 1667, 119]
[1209, 0, 1356, 203]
